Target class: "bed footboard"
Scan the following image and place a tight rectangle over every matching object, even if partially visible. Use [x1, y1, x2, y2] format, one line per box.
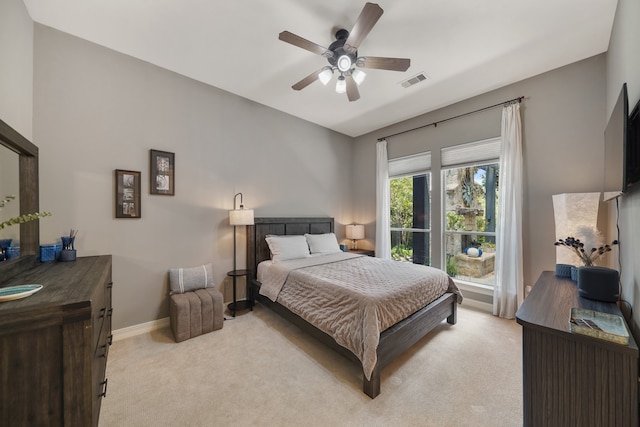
[364, 292, 458, 398]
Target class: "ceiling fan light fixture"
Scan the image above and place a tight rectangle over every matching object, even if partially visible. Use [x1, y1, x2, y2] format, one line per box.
[318, 68, 333, 85]
[337, 55, 352, 72]
[336, 75, 346, 94]
[279, 3, 411, 101]
[352, 69, 366, 86]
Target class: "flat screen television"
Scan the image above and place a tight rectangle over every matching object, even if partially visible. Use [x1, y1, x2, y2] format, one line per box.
[603, 83, 629, 201]
[627, 96, 640, 185]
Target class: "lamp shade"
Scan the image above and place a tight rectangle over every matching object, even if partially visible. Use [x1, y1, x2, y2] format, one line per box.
[318, 68, 333, 85]
[336, 76, 346, 94]
[345, 224, 365, 240]
[352, 69, 366, 86]
[552, 193, 602, 265]
[229, 208, 254, 226]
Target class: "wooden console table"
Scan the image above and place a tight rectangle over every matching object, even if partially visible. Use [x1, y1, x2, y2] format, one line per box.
[516, 271, 638, 426]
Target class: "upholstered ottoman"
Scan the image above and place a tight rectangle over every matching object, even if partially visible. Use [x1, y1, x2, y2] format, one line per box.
[168, 263, 224, 342]
[170, 288, 223, 342]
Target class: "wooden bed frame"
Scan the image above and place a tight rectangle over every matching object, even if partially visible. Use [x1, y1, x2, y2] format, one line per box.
[247, 217, 458, 398]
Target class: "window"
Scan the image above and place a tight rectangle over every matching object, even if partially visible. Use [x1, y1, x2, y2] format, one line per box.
[387, 138, 501, 288]
[441, 138, 500, 287]
[389, 153, 431, 265]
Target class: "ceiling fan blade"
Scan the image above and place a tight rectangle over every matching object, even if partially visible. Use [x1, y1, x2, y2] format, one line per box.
[292, 68, 325, 91]
[344, 3, 384, 54]
[345, 74, 360, 102]
[356, 56, 411, 72]
[279, 31, 334, 58]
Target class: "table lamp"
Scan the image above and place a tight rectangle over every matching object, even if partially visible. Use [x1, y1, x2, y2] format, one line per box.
[346, 224, 365, 250]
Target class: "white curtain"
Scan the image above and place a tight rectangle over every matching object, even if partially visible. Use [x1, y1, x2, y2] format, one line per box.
[493, 102, 524, 319]
[376, 139, 391, 259]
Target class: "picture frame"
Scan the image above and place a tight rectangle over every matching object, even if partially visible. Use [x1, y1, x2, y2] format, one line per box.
[115, 169, 141, 218]
[150, 149, 175, 195]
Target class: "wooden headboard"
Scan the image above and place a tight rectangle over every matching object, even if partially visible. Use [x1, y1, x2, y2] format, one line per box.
[246, 217, 334, 280]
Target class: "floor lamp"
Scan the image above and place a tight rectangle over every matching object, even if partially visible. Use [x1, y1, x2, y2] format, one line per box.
[228, 192, 254, 316]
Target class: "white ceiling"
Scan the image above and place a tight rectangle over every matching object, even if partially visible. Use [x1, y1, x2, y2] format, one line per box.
[23, 0, 618, 137]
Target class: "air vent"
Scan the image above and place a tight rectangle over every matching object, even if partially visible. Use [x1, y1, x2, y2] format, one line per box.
[400, 72, 429, 88]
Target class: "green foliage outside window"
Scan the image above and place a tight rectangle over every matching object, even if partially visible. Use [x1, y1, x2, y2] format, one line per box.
[391, 244, 413, 262]
[390, 177, 413, 229]
[390, 177, 414, 261]
[446, 254, 458, 277]
[446, 212, 464, 231]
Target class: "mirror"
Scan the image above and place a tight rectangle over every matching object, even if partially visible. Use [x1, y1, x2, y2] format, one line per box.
[0, 146, 20, 243]
[0, 146, 20, 261]
[0, 117, 39, 275]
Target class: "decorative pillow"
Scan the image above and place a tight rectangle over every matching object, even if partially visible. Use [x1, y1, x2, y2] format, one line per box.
[265, 235, 310, 262]
[169, 263, 214, 295]
[305, 233, 341, 254]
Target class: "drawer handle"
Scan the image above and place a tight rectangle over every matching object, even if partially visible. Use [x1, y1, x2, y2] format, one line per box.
[99, 343, 108, 358]
[107, 281, 113, 289]
[107, 308, 113, 317]
[99, 378, 108, 398]
[108, 334, 113, 346]
[99, 307, 106, 318]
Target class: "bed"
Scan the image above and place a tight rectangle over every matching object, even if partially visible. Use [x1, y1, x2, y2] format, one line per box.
[247, 217, 461, 398]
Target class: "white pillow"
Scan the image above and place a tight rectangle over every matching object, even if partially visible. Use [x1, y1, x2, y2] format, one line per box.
[305, 233, 341, 254]
[265, 235, 310, 262]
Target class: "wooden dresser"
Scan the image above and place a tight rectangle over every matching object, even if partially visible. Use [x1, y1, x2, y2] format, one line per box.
[516, 271, 638, 426]
[0, 255, 113, 427]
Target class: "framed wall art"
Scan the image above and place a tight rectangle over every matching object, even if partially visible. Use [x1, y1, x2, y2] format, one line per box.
[150, 149, 175, 195]
[115, 169, 141, 218]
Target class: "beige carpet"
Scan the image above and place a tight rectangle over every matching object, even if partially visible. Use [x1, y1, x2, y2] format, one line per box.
[99, 304, 522, 427]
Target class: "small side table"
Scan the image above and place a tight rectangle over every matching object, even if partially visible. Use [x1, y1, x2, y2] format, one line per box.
[349, 249, 375, 257]
[227, 269, 252, 317]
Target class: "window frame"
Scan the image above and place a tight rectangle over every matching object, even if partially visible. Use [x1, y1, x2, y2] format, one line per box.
[441, 157, 500, 287]
[388, 152, 432, 265]
[389, 173, 432, 264]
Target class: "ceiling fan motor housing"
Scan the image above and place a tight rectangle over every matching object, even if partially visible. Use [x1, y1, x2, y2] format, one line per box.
[328, 29, 357, 72]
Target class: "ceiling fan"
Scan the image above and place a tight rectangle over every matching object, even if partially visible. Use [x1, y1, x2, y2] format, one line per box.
[279, 2, 410, 102]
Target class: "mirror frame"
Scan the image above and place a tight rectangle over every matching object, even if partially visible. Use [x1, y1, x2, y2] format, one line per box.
[0, 117, 39, 277]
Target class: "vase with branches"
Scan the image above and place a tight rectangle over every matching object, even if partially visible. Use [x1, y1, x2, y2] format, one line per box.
[554, 236, 618, 267]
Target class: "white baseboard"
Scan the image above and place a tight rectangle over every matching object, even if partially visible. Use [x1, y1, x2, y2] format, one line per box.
[112, 317, 170, 342]
[455, 280, 494, 313]
[460, 298, 493, 313]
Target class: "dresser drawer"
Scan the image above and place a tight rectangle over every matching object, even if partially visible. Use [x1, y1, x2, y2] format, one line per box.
[91, 279, 107, 353]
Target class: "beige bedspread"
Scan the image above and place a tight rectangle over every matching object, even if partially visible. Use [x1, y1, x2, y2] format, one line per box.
[258, 253, 462, 380]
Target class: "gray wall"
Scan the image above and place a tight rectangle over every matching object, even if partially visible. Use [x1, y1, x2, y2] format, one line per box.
[606, 0, 640, 336]
[32, 25, 353, 329]
[0, 0, 32, 243]
[353, 54, 607, 289]
[0, 0, 32, 139]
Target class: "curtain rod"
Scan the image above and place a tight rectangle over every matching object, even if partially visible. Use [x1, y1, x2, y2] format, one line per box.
[377, 96, 524, 142]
